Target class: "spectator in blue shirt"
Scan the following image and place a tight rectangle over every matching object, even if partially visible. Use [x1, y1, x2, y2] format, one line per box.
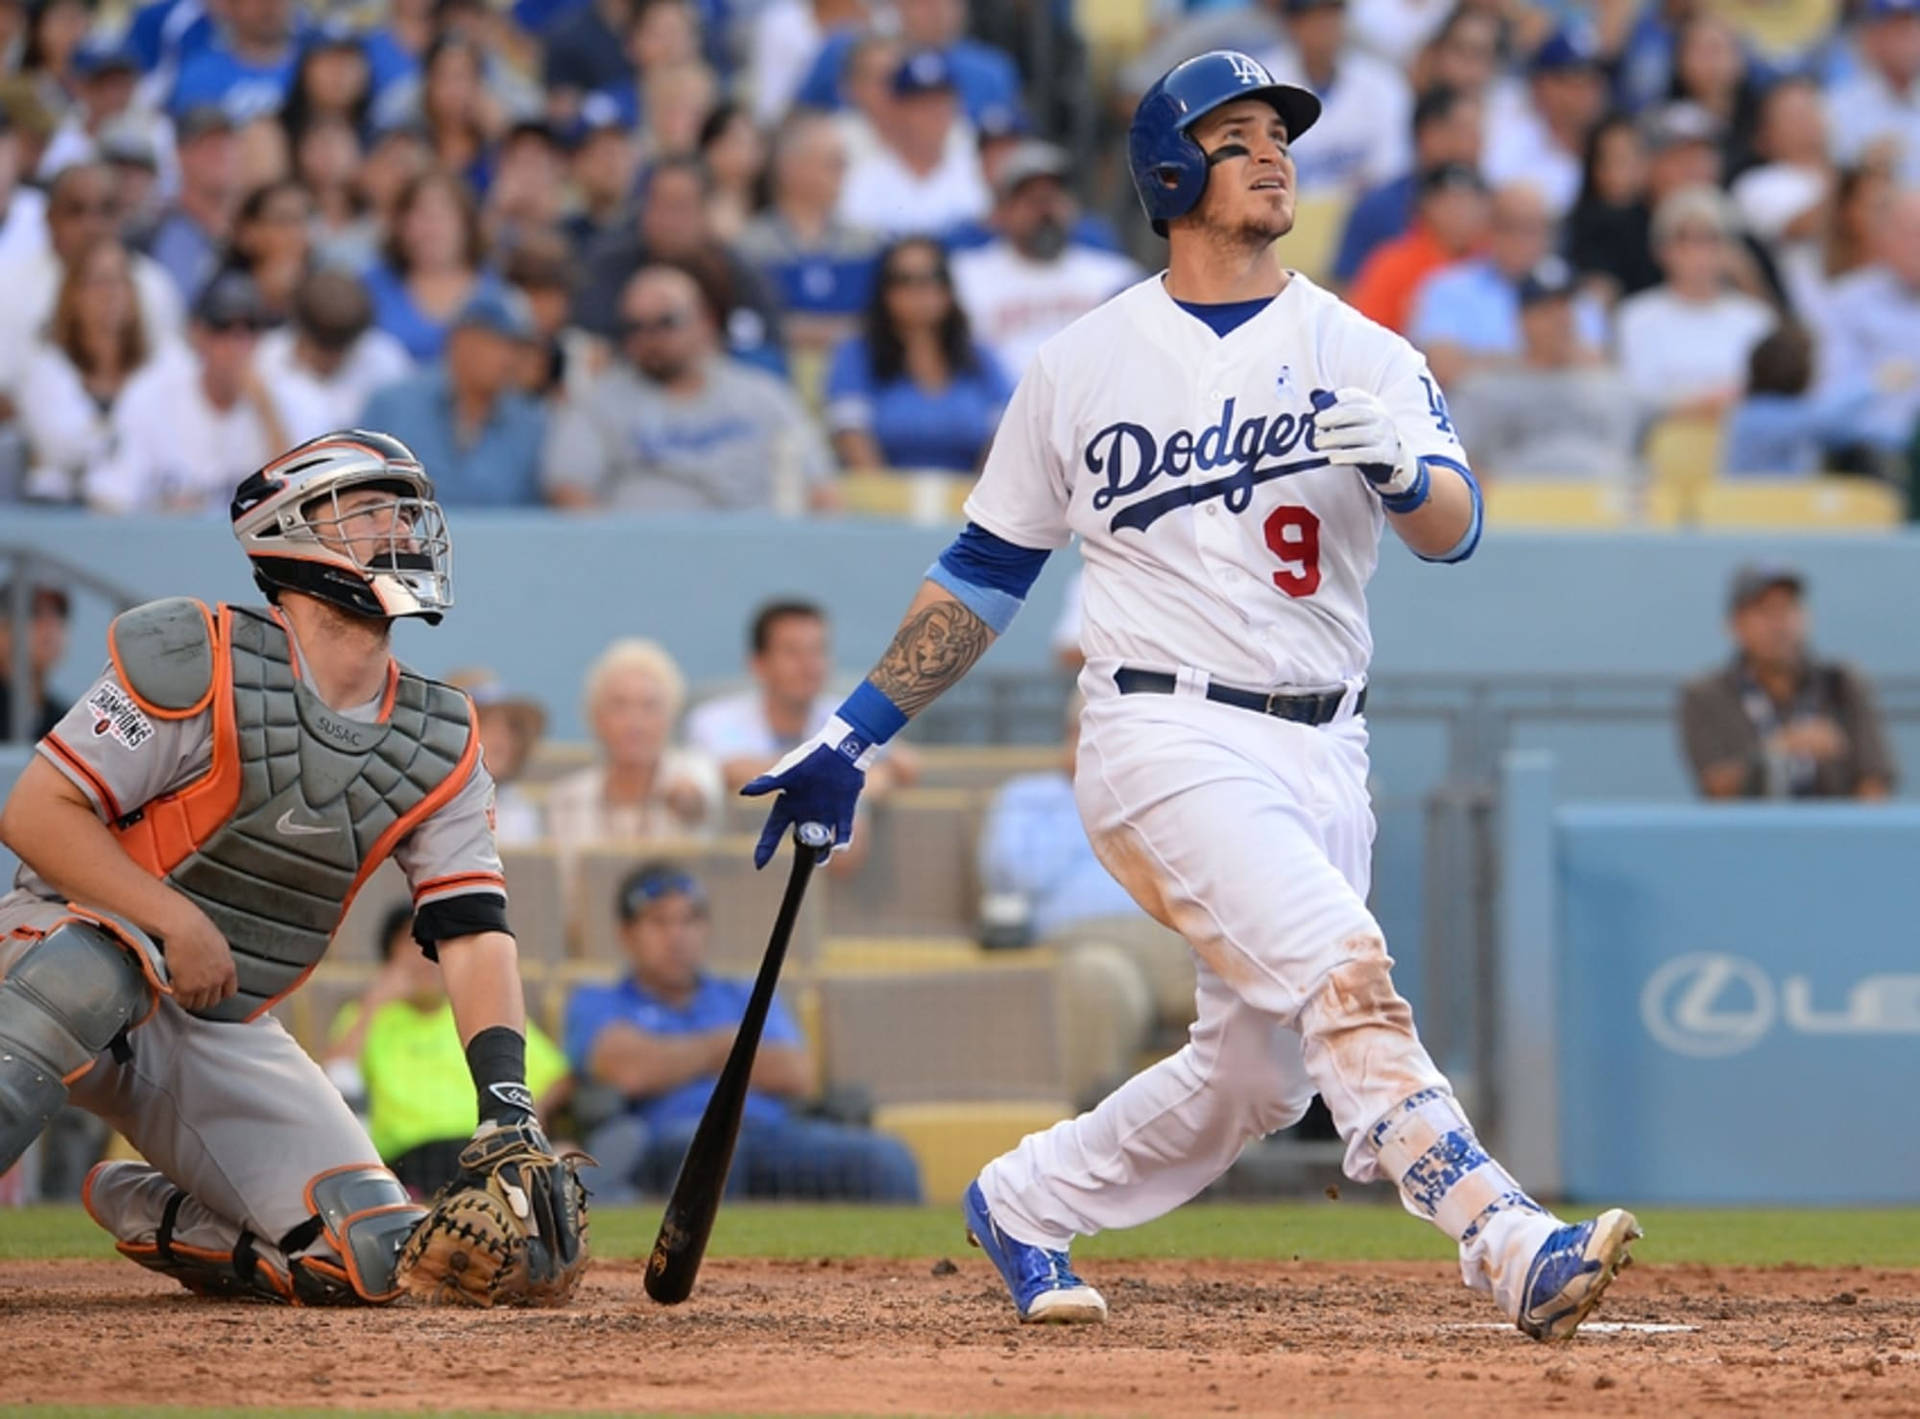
[978, 693, 1192, 1086]
[564, 862, 922, 1204]
[169, 0, 305, 121]
[145, 106, 241, 307]
[542, 0, 638, 125]
[362, 168, 499, 362]
[1409, 181, 1607, 385]
[795, 0, 1024, 132]
[1334, 84, 1482, 288]
[127, 0, 216, 81]
[735, 112, 878, 357]
[824, 236, 1012, 473]
[359, 289, 547, 506]
[1723, 323, 1876, 476]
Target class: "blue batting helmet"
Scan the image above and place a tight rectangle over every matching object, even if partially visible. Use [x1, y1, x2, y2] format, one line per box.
[1128, 51, 1321, 237]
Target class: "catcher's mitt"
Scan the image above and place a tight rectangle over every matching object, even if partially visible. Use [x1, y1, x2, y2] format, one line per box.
[396, 1122, 591, 1307]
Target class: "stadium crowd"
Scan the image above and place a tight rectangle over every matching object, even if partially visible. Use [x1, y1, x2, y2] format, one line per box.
[0, 0, 1907, 507]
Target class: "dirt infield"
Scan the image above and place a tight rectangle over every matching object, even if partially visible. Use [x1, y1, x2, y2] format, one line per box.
[2, 1257, 1916, 1417]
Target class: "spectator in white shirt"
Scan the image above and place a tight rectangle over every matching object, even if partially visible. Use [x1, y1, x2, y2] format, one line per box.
[1258, 0, 1412, 194]
[545, 637, 725, 853]
[0, 111, 49, 269]
[686, 599, 840, 792]
[951, 142, 1142, 378]
[683, 597, 917, 869]
[1827, 0, 1920, 184]
[0, 162, 184, 397]
[1615, 185, 1778, 420]
[1482, 27, 1608, 219]
[1818, 187, 1920, 452]
[837, 49, 988, 238]
[253, 267, 414, 442]
[84, 272, 313, 514]
[16, 237, 154, 504]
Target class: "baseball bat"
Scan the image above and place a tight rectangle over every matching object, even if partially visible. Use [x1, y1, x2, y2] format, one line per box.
[644, 821, 831, 1304]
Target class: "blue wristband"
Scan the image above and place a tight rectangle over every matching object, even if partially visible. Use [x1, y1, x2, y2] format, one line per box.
[1379, 459, 1432, 514]
[839, 680, 907, 746]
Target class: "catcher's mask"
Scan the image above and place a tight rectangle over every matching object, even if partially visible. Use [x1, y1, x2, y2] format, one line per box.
[231, 429, 453, 625]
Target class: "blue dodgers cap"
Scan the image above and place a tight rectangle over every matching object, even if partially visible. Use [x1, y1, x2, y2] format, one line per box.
[452, 287, 538, 342]
[893, 48, 957, 97]
[1866, 0, 1920, 16]
[566, 90, 627, 147]
[1530, 26, 1600, 73]
[1517, 254, 1578, 305]
[616, 862, 707, 921]
[72, 36, 141, 79]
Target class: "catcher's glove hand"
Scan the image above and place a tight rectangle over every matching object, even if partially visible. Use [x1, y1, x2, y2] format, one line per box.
[396, 1121, 591, 1307]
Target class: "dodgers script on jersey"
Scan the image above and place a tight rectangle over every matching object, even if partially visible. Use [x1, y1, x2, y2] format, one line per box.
[964, 272, 1464, 691]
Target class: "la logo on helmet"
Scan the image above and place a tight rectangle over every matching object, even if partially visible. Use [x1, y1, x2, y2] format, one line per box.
[1228, 54, 1268, 86]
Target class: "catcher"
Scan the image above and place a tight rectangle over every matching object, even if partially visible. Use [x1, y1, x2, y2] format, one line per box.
[0, 430, 586, 1306]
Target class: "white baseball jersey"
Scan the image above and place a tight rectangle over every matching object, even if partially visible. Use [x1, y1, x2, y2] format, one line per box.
[964, 272, 1468, 691]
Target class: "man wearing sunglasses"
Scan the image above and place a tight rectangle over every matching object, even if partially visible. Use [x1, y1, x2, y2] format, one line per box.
[543, 262, 830, 510]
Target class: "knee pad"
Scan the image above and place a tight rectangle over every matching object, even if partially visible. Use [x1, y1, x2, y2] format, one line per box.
[293, 1165, 426, 1304]
[0, 915, 161, 1171]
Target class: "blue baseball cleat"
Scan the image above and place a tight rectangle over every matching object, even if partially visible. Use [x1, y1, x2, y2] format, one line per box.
[963, 1181, 1107, 1324]
[1517, 1208, 1642, 1341]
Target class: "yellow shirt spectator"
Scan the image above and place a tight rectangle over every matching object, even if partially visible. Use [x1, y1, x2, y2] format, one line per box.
[330, 998, 569, 1162]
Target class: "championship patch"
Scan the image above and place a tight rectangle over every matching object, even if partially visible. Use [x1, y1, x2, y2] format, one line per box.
[86, 683, 154, 749]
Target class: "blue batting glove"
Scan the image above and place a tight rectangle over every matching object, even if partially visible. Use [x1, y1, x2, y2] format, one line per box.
[740, 715, 879, 868]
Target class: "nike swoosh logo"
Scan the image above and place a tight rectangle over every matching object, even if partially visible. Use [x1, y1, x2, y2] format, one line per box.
[275, 809, 339, 837]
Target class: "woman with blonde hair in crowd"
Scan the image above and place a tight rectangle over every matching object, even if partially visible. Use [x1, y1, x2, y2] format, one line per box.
[17, 235, 151, 503]
[546, 638, 724, 854]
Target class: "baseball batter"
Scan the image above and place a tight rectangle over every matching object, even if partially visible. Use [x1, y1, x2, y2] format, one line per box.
[747, 50, 1638, 1340]
[0, 431, 584, 1305]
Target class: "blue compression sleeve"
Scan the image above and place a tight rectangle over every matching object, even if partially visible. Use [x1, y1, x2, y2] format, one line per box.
[927, 522, 1052, 634]
[1414, 456, 1483, 564]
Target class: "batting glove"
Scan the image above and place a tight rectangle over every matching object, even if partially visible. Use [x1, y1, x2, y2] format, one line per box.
[740, 716, 875, 868]
[1313, 387, 1430, 512]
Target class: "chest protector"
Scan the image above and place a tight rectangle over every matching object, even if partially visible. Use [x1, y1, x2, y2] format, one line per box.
[107, 599, 478, 1022]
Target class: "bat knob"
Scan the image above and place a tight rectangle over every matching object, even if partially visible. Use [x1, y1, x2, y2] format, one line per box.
[795, 822, 833, 851]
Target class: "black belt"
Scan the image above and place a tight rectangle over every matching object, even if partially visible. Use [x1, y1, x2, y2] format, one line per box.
[1113, 667, 1364, 726]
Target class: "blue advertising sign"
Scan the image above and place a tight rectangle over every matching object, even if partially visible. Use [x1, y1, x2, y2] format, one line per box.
[1555, 804, 1920, 1204]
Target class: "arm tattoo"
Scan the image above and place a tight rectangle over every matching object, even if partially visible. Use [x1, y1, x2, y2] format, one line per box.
[867, 600, 994, 718]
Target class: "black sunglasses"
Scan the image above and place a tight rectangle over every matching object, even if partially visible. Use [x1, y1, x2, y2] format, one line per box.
[884, 267, 946, 288]
[621, 310, 692, 336]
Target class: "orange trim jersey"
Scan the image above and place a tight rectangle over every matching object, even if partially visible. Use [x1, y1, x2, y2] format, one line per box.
[21, 600, 505, 1005]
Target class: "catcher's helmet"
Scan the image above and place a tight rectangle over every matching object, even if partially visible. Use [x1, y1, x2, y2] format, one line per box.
[1128, 50, 1321, 237]
[230, 429, 453, 625]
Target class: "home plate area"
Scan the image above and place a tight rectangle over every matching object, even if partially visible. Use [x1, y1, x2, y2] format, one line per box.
[2, 1257, 1917, 1417]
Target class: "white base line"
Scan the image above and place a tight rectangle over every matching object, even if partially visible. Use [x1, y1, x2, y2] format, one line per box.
[1439, 1322, 1699, 1335]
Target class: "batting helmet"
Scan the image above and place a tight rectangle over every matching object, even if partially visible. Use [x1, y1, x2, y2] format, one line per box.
[1128, 50, 1321, 237]
[230, 429, 454, 625]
